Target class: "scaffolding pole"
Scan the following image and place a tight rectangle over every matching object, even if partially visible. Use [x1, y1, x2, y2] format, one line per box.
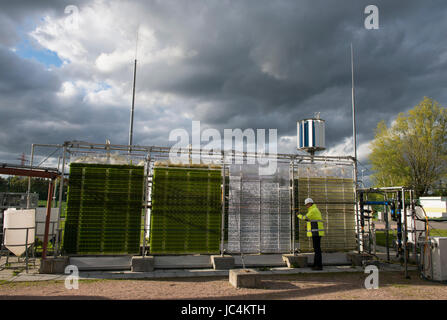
[220, 163, 226, 256]
[54, 144, 67, 257]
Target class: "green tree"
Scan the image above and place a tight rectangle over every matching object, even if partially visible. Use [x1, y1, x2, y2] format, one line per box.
[0, 176, 67, 201]
[0, 176, 8, 192]
[369, 97, 447, 197]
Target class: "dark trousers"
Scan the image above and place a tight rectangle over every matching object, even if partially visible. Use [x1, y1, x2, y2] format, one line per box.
[312, 235, 323, 268]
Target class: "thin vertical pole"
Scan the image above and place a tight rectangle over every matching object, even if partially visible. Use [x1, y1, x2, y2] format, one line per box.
[25, 227, 29, 273]
[291, 161, 295, 254]
[42, 179, 54, 260]
[259, 179, 261, 254]
[221, 164, 226, 256]
[351, 43, 357, 169]
[277, 175, 280, 252]
[411, 190, 417, 262]
[27, 144, 35, 208]
[403, 188, 409, 279]
[142, 152, 150, 257]
[129, 28, 139, 151]
[239, 168, 244, 268]
[54, 145, 66, 257]
[351, 44, 361, 253]
[384, 193, 390, 262]
[53, 156, 61, 208]
[129, 59, 137, 148]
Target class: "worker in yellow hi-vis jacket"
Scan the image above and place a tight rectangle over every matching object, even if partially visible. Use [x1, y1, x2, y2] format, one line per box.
[297, 198, 324, 270]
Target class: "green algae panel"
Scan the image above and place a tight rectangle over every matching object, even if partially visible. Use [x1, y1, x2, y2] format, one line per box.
[63, 163, 144, 255]
[294, 176, 356, 252]
[149, 167, 222, 254]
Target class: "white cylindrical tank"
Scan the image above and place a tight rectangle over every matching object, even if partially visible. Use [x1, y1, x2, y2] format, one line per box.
[297, 117, 326, 151]
[3, 208, 35, 256]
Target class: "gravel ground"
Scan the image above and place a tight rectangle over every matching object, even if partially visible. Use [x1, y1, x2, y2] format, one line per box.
[0, 271, 446, 300]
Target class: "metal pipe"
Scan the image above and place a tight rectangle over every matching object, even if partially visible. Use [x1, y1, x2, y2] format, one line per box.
[65, 140, 353, 161]
[291, 162, 295, 254]
[54, 145, 67, 257]
[357, 188, 363, 253]
[258, 179, 261, 254]
[351, 44, 360, 253]
[31, 143, 64, 148]
[42, 179, 54, 260]
[129, 58, 137, 149]
[53, 156, 61, 208]
[221, 164, 226, 256]
[26, 144, 34, 208]
[351, 43, 357, 166]
[142, 151, 151, 257]
[373, 186, 407, 191]
[411, 190, 417, 263]
[25, 227, 29, 273]
[384, 193, 390, 262]
[402, 188, 409, 278]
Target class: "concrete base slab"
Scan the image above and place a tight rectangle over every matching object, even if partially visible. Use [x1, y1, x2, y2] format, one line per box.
[282, 254, 308, 268]
[346, 252, 374, 266]
[229, 269, 262, 288]
[69, 256, 132, 271]
[153, 255, 212, 269]
[7, 264, 420, 282]
[39, 257, 69, 274]
[211, 255, 235, 270]
[60, 253, 352, 271]
[234, 254, 286, 267]
[131, 256, 154, 272]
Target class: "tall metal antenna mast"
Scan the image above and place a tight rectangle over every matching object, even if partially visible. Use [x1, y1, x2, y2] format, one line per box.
[129, 26, 139, 149]
[351, 43, 361, 253]
[351, 43, 357, 164]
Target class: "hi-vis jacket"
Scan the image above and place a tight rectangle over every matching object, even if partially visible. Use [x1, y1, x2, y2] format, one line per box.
[297, 204, 325, 237]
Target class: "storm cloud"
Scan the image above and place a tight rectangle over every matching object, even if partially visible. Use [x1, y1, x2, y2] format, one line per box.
[0, 0, 446, 165]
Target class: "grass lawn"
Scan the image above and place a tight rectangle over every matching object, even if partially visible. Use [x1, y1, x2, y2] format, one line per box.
[429, 229, 447, 237]
[375, 230, 397, 248]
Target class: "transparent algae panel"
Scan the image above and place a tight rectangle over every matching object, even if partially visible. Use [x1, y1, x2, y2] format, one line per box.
[63, 163, 144, 255]
[149, 166, 222, 254]
[227, 163, 291, 254]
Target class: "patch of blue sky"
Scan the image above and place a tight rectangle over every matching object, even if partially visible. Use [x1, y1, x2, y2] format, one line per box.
[95, 82, 112, 92]
[14, 38, 64, 68]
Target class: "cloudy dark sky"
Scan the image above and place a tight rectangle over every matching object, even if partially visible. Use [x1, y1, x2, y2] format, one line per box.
[1, 0, 446, 169]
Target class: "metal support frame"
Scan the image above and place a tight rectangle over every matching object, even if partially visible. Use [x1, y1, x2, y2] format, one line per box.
[42, 179, 55, 260]
[54, 144, 67, 257]
[410, 190, 417, 264]
[401, 188, 407, 278]
[384, 193, 390, 262]
[26, 140, 358, 259]
[291, 161, 296, 254]
[0, 226, 36, 273]
[1, 160, 60, 266]
[142, 149, 151, 257]
[357, 187, 416, 278]
[220, 163, 226, 256]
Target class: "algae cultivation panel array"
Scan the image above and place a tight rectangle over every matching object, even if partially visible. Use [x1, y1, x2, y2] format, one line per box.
[149, 166, 222, 254]
[63, 163, 144, 255]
